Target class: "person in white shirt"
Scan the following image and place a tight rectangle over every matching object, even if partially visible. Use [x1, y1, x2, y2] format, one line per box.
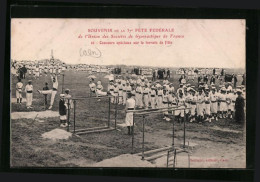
[209, 87, 218, 121]
[35, 65, 40, 79]
[189, 89, 197, 123]
[143, 84, 150, 109]
[150, 86, 156, 109]
[16, 78, 23, 104]
[162, 89, 170, 121]
[96, 81, 107, 97]
[125, 92, 136, 135]
[113, 83, 119, 104]
[196, 88, 205, 123]
[177, 92, 186, 123]
[219, 88, 227, 118]
[107, 81, 115, 103]
[204, 89, 211, 122]
[157, 86, 163, 108]
[226, 89, 234, 119]
[135, 83, 143, 108]
[25, 80, 33, 109]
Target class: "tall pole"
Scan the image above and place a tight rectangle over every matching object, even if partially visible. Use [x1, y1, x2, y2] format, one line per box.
[183, 110, 186, 148]
[73, 100, 76, 133]
[172, 110, 175, 147]
[67, 99, 70, 132]
[131, 114, 135, 154]
[114, 97, 118, 129]
[142, 115, 145, 160]
[62, 74, 65, 94]
[108, 97, 111, 128]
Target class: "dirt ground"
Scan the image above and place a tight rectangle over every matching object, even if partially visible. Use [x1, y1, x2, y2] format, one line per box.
[10, 69, 246, 168]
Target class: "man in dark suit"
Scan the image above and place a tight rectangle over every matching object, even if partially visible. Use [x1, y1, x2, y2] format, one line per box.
[235, 89, 245, 123]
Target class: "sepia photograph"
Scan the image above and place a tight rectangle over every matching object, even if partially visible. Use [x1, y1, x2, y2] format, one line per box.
[10, 18, 246, 168]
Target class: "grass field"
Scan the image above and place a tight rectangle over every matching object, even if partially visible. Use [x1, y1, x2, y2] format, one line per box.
[10, 69, 246, 168]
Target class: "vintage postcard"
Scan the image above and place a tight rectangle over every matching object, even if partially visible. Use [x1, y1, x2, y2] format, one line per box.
[10, 18, 246, 168]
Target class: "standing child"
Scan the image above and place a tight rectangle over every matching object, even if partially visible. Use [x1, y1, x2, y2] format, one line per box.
[16, 78, 23, 104]
[59, 94, 67, 127]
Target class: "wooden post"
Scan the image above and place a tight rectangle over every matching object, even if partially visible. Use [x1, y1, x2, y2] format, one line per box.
[67, 99, 70, 132]
[131, 114, 135, 154]
[142, 115, 145, 160]
[166, 150, 170, 168]
[183, 110, 186, 148]
[172, 110, 175, 147]
[108, 97, 111, 128]
[114, 97, 118, 129]
[73, 100, 76, 133]
[173, 149, 176, 168]
[62, 74, 64, 94]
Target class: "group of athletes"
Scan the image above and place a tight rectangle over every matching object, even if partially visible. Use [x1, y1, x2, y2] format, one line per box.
[11, 60, 67, 79]
[13, 62, 245, 130]
[88, 74, 245, 131]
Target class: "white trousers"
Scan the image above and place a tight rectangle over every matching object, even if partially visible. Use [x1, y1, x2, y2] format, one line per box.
[16, 90, 22, 98]
[40, 90, 57, 106]
[125, 112, 133, 126]
[26, 93, 33, 106]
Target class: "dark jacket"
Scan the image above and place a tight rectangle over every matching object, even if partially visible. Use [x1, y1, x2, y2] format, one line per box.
[59, 99, 67, 116]
[235, 95, 245, 122]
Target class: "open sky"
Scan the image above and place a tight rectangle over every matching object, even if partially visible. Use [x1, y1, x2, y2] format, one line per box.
[11, 19, 245, 68]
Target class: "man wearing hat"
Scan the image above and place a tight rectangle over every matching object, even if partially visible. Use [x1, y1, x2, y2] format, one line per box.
[16, 78, 23, 104]
[235, 89, 245, 124]
[177, 91, 186, 123]
[196, 88, 205, 123]
[157, 86, 163, 108]
[219, 87, 227, 118]
[204, 89, 211, 122]
[209, 87, 218, 121]
[226, 89, 233, 119]
[25, 80, 33, 109]
[189, 88, 197, 122]
[143, 84, 150, 109]
[125, 92, 136, 135]
[162, 88, 170, 120]
[135, 83, 143, 108]
[113, 83, 119, 104]
[107, 81, 115, 103]
[150, 86, 156, 109]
